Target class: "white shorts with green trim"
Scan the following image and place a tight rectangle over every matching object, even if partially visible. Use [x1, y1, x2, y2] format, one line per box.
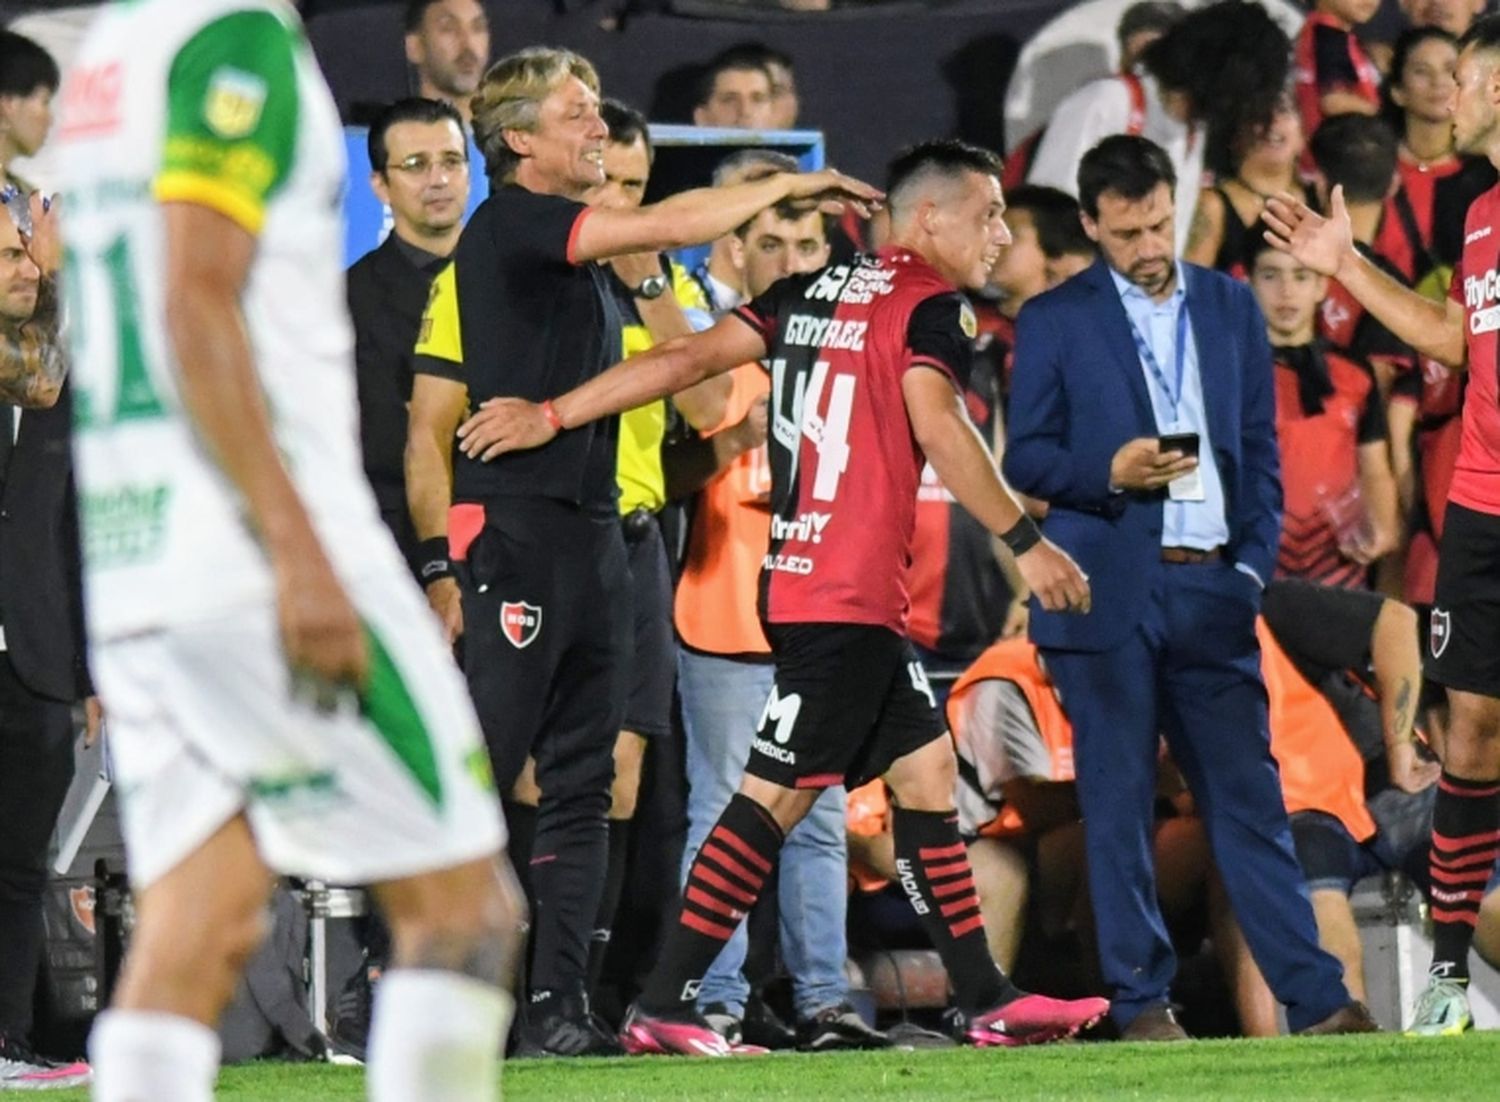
[94, 567, 504, 890]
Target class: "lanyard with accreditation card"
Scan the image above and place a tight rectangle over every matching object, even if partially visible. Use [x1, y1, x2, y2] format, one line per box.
[1126, 299, 1205, 502]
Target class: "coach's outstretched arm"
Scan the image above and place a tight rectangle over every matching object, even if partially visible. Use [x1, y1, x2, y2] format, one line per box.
[1263, 186, 1467, 369]
[903, 366, 1091, 614]
[570, 169, 882, 261]
[456, 314, 768, 461]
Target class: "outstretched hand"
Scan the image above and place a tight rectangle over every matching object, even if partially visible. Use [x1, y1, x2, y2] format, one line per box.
[457, 398, 558, 462]
[783, 168, 885, 220]
[1261, 185, 1352, 279]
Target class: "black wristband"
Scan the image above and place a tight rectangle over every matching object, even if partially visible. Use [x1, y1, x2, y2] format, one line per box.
[415, 536, 453, 586]
[999, 515, 1042, 557]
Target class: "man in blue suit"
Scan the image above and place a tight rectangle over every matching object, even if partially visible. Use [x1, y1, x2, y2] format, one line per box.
[1004, 135, 1371, 1039]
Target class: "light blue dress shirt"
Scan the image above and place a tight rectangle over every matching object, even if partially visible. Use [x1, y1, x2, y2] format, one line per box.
[1109, 263, 1230, 552]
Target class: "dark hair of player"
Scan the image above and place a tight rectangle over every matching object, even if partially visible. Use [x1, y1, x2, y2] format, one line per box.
[1076, 134, 1177, 219]
[1384, 26, 1459, 125]
[367, 97, 467, 175]
[1004, 185, 1094, 261]
[1141, 0, 1290, 176]
[885, 139, 1003, 215]
[1308, 114, 1398, 205]
[0, 31, 59, 99]
[601, 98, 653, 162]
[694, 47, 774, 109]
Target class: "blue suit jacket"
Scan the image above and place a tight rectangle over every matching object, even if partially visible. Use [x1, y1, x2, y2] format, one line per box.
[1002, 258, 1282, 652]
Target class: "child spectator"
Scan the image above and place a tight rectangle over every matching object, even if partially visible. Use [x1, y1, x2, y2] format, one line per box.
[1293, 0, 1384, 160]
[1247, 229, 1399, 587]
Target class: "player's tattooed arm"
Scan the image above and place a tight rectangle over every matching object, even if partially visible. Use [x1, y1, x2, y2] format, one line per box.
[0, 276, 66, 408]
[1393, 679, 1417, 745]
[1372, 599, 1441, 793]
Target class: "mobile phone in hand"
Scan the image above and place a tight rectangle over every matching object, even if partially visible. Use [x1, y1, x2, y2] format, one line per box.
[1158, 431, 1200, 459]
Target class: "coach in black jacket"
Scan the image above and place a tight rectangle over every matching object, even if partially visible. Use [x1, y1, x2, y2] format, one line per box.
[0, 195, 92, 1069]
[346, 97, 470, 572]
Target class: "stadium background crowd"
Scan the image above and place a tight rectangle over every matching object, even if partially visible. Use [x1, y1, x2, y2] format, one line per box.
[3, 0, 1500, 1087]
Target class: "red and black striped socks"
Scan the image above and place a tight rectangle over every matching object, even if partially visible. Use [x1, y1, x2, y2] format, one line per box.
[892, 806, 1016, 1012]
[1429, 772, 1500, 982]
[640, 793, 784, 1014]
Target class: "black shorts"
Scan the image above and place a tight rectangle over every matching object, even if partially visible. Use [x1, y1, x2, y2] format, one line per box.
[746, 623, 947, 791]
[460, 498, 630, 795]
[1429, 502, 1500, 697]
[622, 515, 675, 740]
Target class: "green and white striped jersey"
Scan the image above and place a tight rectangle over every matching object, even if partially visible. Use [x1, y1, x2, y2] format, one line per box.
[58, 0, 391, 639]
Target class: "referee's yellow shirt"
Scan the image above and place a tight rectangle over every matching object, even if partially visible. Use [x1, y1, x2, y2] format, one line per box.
[616, 263, 709, 516]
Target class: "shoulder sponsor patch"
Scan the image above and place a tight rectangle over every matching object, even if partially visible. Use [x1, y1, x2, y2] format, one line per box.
[203, 67, 268, 139]
[958, 301, 978, 340]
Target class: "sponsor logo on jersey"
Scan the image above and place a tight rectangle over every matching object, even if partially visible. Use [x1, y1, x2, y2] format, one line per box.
[959, 302, 978, 340]
[680, 980, 702, 1002]
[500, 601, 542, 649]
[758, 685, 803, 745]
[751, 736, 797, 765]
[70, 886, 96, 936]
[58, 62, 122, 141]
[203, 67, 268, 139]
[1430, 607, 1451, 659]
[894, 858, 930, 914]
[763, 552, 816, 576]
[782, 314, 868, 352]
[769, 510, 832, 544]
[803, 261, 898, 306]
[1466, 225, 1493, 245]
[1462, 267, 1500, 311]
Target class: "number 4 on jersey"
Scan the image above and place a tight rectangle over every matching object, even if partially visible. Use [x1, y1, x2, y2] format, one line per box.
[770, 357, 856, 503]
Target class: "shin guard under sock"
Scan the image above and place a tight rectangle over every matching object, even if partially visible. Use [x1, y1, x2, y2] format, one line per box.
[1429, 772, 1500, 981]
[892, 806, 1017, 1012]
[639, 793, 783, 1014]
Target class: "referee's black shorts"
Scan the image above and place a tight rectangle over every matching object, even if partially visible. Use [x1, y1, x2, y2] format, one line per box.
[460, 497, 630, 797]
[621, 512, 675, 741]
[746, 622, 947, 792]
[1429, 502, 1500, 698]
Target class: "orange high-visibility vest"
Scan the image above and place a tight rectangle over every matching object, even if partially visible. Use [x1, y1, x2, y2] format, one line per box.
[1256, 619, 1377, 842]
[946, 638, 1075, 837]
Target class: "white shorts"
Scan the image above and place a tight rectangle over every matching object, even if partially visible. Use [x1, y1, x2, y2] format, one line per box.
[94, 568, 505, 889]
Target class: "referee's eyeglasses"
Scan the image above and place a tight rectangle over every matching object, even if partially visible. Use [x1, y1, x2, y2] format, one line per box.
[387, 152, 469, 179]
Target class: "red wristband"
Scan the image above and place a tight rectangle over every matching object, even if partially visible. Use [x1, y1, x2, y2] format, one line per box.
[541, 399, 564, 432]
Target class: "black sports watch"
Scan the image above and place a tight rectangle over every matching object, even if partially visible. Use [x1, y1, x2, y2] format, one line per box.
[633, 274, 668, 300]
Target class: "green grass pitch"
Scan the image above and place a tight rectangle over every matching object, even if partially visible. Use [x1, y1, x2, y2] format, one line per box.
[47, 1033, 1500, 1099]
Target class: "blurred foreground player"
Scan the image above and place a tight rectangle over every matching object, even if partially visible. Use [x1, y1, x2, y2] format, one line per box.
[456, 139, 1106, 1055]
[58, 3, 523, 1099]
[1267, 14, 1500, 1035]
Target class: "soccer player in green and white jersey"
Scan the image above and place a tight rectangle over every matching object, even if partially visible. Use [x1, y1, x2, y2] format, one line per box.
[57, 3, 523, 1099]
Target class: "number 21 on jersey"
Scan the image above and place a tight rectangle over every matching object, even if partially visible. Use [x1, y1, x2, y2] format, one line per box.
[770, 357, 855, 502]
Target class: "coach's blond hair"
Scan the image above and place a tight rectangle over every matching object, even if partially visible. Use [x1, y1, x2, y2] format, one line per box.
[471, 47, 601, 184]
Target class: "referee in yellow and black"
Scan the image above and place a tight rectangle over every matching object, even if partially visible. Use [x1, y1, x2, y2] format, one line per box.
[405, 46, 879, 1056]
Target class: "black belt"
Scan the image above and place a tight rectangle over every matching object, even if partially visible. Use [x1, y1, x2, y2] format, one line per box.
[1160, 546, 1222, 564]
